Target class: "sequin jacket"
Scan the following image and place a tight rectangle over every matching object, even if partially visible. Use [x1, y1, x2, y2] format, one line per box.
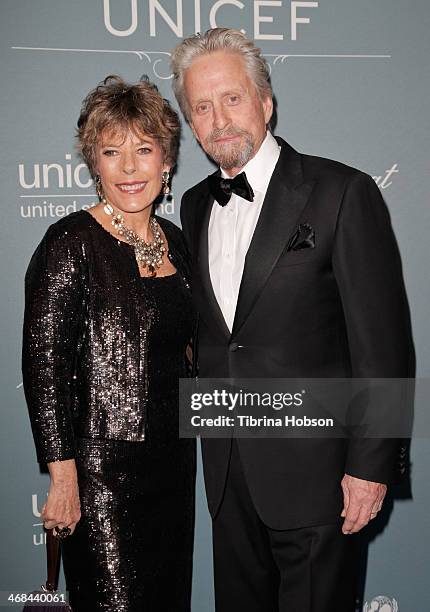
[22, 210, 193, 464]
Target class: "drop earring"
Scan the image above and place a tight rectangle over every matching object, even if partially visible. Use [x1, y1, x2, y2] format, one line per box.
[161, 171, 170, 195]
[95, 175, 113, 214]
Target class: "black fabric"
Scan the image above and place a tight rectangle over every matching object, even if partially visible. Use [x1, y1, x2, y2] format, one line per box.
[208, 170, 254, 206]
[22, 211, 193, 462]
[213, 441, 358, 612]
[23, 211, 197, 610]
[180, 136, 415, 529]
[61, 272, 196, 611]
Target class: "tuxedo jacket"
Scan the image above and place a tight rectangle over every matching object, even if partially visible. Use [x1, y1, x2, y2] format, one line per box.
[180, 136, 415, 529]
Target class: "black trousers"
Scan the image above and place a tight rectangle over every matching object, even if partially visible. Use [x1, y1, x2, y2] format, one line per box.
[212, 440, 359, 612]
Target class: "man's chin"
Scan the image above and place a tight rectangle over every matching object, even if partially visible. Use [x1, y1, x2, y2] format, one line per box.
[210, 147, 253, 170]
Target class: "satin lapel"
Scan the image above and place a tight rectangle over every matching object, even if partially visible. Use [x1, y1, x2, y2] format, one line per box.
[231, 139, 316, 337]
[195, 180, 231, 340]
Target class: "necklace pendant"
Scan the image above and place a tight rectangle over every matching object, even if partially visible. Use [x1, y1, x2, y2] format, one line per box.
[102, 207, 165, 275]
[112, 213, 124, 231]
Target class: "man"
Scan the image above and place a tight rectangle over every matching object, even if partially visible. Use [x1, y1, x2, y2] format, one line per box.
[171, 28, 414, 611]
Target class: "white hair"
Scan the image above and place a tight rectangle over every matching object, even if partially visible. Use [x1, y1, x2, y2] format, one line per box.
[171, 28, 272, 121]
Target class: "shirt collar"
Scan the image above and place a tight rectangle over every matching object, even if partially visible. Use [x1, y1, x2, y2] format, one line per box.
[220, 131, 280, 194]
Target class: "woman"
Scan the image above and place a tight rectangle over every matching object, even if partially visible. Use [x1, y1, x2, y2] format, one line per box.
[22, 75, 196, 611]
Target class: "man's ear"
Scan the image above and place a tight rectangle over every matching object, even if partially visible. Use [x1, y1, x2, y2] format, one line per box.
[262, 95, 273, 126]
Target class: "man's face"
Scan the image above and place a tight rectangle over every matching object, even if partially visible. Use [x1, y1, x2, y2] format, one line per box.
[184, 50, 273, 176]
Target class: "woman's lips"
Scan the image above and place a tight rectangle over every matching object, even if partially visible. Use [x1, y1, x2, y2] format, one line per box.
[115, 182, 147, 194]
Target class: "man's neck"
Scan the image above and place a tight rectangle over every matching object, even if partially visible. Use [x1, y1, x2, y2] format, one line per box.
[223, 166, 245, 178]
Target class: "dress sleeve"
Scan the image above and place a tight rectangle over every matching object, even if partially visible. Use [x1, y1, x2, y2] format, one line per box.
[22, 225, 84, 463]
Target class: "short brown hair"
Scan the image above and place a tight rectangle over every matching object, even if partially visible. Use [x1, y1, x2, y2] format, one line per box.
[77, 75, 180, 177]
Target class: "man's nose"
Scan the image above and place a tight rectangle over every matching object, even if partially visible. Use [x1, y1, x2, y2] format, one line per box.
[212, 104, 230, 131]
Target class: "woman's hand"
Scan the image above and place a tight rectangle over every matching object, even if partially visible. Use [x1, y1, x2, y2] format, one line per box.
[41, 459, 81, 536]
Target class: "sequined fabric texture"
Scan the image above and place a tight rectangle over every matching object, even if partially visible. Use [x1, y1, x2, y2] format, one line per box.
[22, 210, 196, 610]
[61, 272, 196, 611]
[22, 210, 193, 463]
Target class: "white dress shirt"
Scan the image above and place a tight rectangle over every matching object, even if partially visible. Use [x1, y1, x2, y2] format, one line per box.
[208, 131, 281, 332]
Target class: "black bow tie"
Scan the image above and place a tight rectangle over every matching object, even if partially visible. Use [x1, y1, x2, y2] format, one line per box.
[208, 171, 254, 207]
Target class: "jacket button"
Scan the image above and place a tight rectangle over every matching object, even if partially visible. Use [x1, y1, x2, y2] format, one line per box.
[229, 342, 239, 352]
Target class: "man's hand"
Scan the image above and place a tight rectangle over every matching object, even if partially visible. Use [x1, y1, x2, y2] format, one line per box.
[340, 474, 387, 534]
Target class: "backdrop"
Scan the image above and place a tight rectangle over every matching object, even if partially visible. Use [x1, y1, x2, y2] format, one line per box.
[1, 1, 429, 610]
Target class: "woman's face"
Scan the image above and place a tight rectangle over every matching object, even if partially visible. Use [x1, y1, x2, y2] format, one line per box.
[95, 127, 169, 214]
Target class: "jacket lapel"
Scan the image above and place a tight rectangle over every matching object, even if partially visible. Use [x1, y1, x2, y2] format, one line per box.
[194, 176, 231, 340]
[231, 138, 315, 337]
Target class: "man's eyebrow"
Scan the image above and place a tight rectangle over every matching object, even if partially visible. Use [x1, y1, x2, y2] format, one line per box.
[191, 97, 210, 105]
[192, 89, 244, 104]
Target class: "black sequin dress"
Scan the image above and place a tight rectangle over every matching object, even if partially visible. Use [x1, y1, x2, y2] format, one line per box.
[22, 211, 196, 612]
[63, 273, 195, 612]
[62, 271, 195, 612]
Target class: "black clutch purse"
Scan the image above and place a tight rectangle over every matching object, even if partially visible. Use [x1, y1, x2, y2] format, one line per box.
[23, 529, 72, 611]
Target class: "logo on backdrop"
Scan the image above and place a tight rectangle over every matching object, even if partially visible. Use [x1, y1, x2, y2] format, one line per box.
[12, 0, 391, 80]
[32, 493, 47, 546]
[372, 164, 399, 190]
[103, 0, 319, 42]
[16, 153, 175, 220]
[18, 153, 94, 219]
[363, 595, 399, 611]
